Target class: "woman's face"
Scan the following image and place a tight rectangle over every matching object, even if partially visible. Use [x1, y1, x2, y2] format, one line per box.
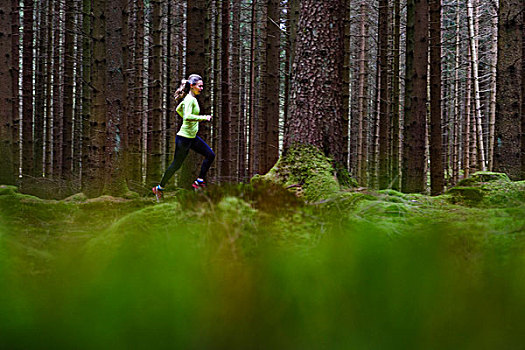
[191, 80, 204, 95]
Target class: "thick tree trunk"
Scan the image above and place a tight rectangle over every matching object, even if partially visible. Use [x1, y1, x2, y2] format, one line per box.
[0, 1, 15, 185]
[104, 0, 127, 195]
[84, 0, 107, 197]
[429, 0, 444, 195]
[284, 0, 346, 162]
[488, 4, 498, 171]
[495, 0, 522, 179]
[146, 0, 163, 186]
[402, 0, 428, 193]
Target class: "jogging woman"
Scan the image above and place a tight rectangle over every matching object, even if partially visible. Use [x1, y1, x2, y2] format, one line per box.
[152, 74, 215, 201]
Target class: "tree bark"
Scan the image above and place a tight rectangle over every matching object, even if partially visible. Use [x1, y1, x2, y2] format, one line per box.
[33, 0, 46, 178]
[22, 0, 34, 178]
[357, 0, 369, 187]
[146, 0, 163, 186]
[0, 1, 15, 184]
[263, 0, 280, 174]
[391, 0, 401, 190]
[495, 0, 522, 179]
[84, 0, 107, 197]
[220, 0, 231, 181]
[62, 0, 75, 180]
[402, 0, 428, 193]
[429, 0, 444, 195]
[284, 0, 346, 162]
[467, 0, 487, 171]
[378, 0, 390, 189]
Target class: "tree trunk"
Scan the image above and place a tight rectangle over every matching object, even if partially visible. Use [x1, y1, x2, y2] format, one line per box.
[378, 0, 390, 189]
[231, 0, 241, 181]
[488, 3, 498, 171]
[180, 0, 208, 187]
[429, 0, 444, 195]
[467, 0, 486, 171]
[284, 0, 346, 161]
[391, 0, 401, 190]
[62, 0, 75, 180]
[104, 0, 127, 195]
[81, 0, 93, 189]
[464, 44, 472, 178]
[146, 0, 163, 186]
[263, 0, 280, 174]
[220, 0, 231, 181]
[0, 0, 15, 185]
[22, 0, 34, 178]
[52, 1, 63, 178]
[402, 0, 428, 193]
[248, 0, 258, 177]
[129, 0, 144, 186]
[33, 0, 46, 178]
[341, 0, 351, 172]
[84, 0, 107, 197]
[11, 0, 20, 180]
[357, 0, 369, 187]
[495, 0, 522, 179]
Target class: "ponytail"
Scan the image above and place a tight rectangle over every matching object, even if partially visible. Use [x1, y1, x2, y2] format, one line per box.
[174, 80, 191, 103]
[174, 74, 203, 103]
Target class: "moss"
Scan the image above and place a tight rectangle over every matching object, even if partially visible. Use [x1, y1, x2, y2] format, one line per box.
[447, 186, 485, 204]
[457, 171, 510, 186]
[253, 144, 341, 202]
[0, 185, 18, 196]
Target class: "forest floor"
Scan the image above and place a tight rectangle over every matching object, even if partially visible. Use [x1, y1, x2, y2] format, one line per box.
[1, 174, 525, 348]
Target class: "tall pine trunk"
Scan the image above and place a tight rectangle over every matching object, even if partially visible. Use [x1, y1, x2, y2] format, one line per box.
[85, 0, 107, 197]
[220, 0, 231, 181]
[0, 1, 15, 184]
[429, 0, 444, 195]
[146, 0, 164, 186]
[22, 0, 34, 178]
[263, 0, 281, 173]
[62, 0, 75, 180]
[402, 0, 428, 193]
[378, 0, 390, 189]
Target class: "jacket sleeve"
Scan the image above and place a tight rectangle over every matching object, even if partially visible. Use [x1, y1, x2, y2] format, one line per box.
[182, 98, 208, 121]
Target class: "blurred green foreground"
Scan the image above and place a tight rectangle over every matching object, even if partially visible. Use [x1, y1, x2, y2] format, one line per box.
[1, 181, 525, 349]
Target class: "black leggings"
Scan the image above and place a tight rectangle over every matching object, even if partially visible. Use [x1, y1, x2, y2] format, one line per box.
[160, 135, 215, 187]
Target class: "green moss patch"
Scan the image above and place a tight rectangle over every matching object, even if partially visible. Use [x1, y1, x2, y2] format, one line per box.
[253, 144, 341, 202]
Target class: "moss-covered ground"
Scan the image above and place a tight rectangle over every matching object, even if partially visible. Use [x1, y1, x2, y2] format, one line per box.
[1, 175, 525, 348]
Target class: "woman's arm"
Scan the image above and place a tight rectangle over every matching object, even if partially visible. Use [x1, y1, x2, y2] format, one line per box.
[183, 98, 210, 121]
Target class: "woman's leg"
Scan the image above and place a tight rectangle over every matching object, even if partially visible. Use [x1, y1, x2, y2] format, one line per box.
[159, 136, 192, 187]
[190, 136, 216, 180]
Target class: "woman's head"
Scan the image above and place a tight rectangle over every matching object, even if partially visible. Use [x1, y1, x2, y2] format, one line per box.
[175, 74, 203, 101]
[187, 74, 203, 96]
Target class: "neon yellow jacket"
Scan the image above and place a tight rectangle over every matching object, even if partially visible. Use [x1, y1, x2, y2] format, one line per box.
[176, 94, 208, 138]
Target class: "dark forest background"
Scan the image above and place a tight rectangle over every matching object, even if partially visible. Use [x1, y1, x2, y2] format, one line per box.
[0, 0, 524, 198]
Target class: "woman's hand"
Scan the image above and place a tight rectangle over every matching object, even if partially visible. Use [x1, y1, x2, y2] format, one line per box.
[206, 115, 213, 122]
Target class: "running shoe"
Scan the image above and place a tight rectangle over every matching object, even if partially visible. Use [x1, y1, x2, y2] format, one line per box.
[152, 185, 164, 202]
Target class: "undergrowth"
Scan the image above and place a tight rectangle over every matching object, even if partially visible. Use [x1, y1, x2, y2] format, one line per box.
[1, 178, 525, 348]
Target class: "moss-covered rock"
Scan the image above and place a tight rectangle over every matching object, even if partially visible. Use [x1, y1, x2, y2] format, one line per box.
[457, 171, 510, 186]
[252, 144, 341, 202]
[447, 186, 485, 203]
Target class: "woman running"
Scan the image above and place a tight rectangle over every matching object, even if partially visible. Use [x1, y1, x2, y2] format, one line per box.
[152, 74, 215, 201]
